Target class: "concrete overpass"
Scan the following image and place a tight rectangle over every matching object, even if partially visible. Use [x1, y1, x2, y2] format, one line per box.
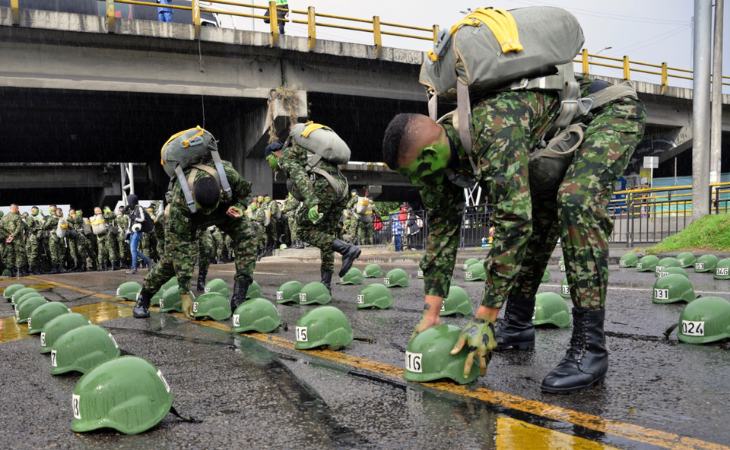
[1, 5, 729, 209]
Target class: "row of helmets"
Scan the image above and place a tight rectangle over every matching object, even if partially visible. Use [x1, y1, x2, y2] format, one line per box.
[3, 284, 174, 435]
[618, 252, 730, 345]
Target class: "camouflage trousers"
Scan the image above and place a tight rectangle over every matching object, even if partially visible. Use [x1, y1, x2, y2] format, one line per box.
[49, 234, 67, 267]
[117, 233, 132, 262]
[266, 220, 279, 246]
[213, 231, 225, 258]
[96, 232, 118, 265]
[251, 222, 265, 251]
[487, 97, 647, 310]
[3, 238, 27, 269]
[288, 216, 298, 242]
[25, 234, 40, 267]
[196, 230, 214, 272]
[356, 221, 373, 245]
[225, 235, 235, 258]
[68, 235, 91, 268]
[296, 198, 343, 273]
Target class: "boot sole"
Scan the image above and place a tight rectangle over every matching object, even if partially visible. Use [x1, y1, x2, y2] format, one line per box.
[495, 341, 535, 351]
[540, 374, 606, 394]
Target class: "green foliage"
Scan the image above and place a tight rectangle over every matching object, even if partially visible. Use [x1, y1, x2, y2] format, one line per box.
[375, 201, 400, 214]
[647, 214, 730, 253]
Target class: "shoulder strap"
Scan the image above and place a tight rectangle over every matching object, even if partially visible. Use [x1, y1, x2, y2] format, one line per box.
[311, 167, 348, 202]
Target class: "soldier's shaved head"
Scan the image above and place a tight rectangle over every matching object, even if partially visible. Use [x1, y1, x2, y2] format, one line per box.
[382, 113, 443, 170]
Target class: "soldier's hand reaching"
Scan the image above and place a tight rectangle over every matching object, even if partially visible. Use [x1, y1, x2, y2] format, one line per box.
[410, 295, 443, 339]
[451, 316, 497, 379]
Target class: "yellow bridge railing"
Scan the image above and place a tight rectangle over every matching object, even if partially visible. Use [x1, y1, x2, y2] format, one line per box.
[8, 0, 727, 91]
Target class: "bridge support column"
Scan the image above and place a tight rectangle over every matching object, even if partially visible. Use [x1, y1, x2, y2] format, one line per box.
[692, 0, 713, 219]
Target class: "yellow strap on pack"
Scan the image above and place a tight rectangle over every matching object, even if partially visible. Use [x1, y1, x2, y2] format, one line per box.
[301, 122, 329, 138]
[449, 8, 522, 54]
[160, 126, 204, 166]
[364, 211, 373, 215]
[91, 219, 105, 225]
[60, 224, 68, 229]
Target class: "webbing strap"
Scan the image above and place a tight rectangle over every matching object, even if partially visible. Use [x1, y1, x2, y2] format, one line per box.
[586, 82, 638, 110]
[456, 81, 480, 177]
[169, 405, 203, 424]
[664, 323, 678, 339]
[428, 95, 438, 121]
[209, 150, 232, 197]
[177, 165, 197, 213]
[311, 167, 349, 202]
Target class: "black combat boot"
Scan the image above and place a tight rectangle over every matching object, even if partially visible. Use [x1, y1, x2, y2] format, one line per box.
[197, 267, 208, 292]
[295, 240, 304, 249]
[110, 260, 117, 271]
[133, 290, 154, 318]
[230, 279, 250, 311]
[495, 296, 536, 351]
[17, 266, 29, 277]
[49, 266, 59, 274]
[10, 268, 17, 277]
[97, 264, 103, 272]
[321, 271, 333, 295]
[101, 263, 108, 271]
[79, 263, 87, 273]
[541, 307, 608, 394]
[332, 239, 361, 277]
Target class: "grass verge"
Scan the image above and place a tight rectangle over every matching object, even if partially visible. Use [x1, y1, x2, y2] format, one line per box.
[645, 214, 730, 254]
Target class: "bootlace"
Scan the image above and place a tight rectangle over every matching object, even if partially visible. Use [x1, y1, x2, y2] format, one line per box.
[565, 314, 588, 363]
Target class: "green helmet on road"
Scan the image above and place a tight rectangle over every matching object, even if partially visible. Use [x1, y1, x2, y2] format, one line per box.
[16, 296, 47, 324]
[384, 268, 409, 288]
[3, 283, 24, 301]
[246, 281, 262, 299]
[340, 268, 364, 285]
[299, 282, 331, 305]
[70, 356, 173, 435]
[356, 284, 393, 309]
[694, 254, 719, 273]
[464, 263, 486, 282]
[276, 281, 303, 304]
[403, 324, 481, 385]
[162, 277, 178, 291]
[14, 292, 44, 311]
[192, 293, 232, 321]
[51, 325, 120, 375]
[40, 313, 91, 354]
[295, 306, 354, 350]
[204, 278, 230, 297]
[676, 252, 696, 268]
[560, 278, 571, 299]
[27, 302, 71, 335]
[462, 258, 479, 271]
[2, 269, 9, 277]
[676, 297, 730, 344]
[115, 282, 142, 301]
[440, 286, 473, 316]
[655, 257, 681, 277]
[150, 289, 163, 307]
[619, 253, 639, 268]
[11, 287, 37, 305]
[363, 264, 382, 278]
[541, 267, 550, 282]
[652, 274, 696, 304]
[657, 266, 688, 279]
[159, 288, 195, 313]
[637, 255, 659, 272]
[232, 298, 281, 333]
[533, 293, 571, 328]
[713, 258, 730, 280]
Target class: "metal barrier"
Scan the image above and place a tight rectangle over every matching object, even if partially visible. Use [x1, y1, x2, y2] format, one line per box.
[372, 212, 428, 250]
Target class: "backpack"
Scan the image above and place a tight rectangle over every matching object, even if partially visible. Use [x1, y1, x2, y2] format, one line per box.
[160, 126, 232, 213]
[90, 214, 109, 236]
[138, 206, 154, 233]
[56, 218, 68, 239]
[282, 122, 350, 203]
[355, 197, 374, 224]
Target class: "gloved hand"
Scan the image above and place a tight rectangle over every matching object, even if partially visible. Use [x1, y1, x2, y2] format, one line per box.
[308, 205, 323, 224]
[451, 318, 497, 379]
[181, 293, 193, 319]
[226, 206, 243, 219]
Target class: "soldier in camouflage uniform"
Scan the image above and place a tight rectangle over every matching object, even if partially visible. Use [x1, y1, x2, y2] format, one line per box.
[211, 225, 226, 262]
[25, 207, 43, 274]
[147, 204, 165, 260]
[43, 207, 68, 274]
[2, 205, 29, 277]
[68, 209, 94, 271]
[65, 209, 89, 272]
[264, 195, 281, 250]
[116, 206, 132, 269]
[195, 227, 215, 291]
[382, 76, 646, 393]
[91, 206, 119, 271]
[133, 156, 257, 319]
[281, 193, 302, 248]
[265, 139, 361, 294]
[250, 200, 267, 258]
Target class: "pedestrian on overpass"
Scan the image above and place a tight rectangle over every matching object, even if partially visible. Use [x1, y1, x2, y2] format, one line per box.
[157, 0, 173, 23]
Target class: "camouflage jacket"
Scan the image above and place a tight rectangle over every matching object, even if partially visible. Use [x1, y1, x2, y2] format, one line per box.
[279, 143, 347, 208]
[2, 212, 25, 240]
[281, 197, 301, 217]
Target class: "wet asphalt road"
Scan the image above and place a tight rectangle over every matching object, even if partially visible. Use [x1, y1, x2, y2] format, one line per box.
[1, 253, 729, 449]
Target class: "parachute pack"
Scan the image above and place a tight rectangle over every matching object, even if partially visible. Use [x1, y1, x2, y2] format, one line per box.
[354, 197, 374, 224]
[160, 126, 232, 214]
[283, 122, 350, 203]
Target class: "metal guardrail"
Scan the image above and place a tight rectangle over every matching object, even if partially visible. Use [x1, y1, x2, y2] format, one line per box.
[8, 1, 724, 89]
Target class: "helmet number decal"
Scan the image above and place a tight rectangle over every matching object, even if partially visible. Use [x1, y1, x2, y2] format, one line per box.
[159, 299, 164, 309]
[637, 263, 643, 270]
[655, 266, 664, 273]
[717, 268, 729, 276]
[619, 260, 627, 267]
[72, 394, 81, 420]
[204, 287, 211, 293]
[658, 272, 669, 278]
[465, 272, 472, 279]
[296, 326, 308, 342]
[384, 278, 390, 285]
[233, 314, 240, 327]
[157, 369, 171, 393]
[357, 295, 364, 304]
[696, 263, 704, 270]
[15, 309, 20, 320]
[462, 263, 468, 270]
[418, 270, 424, 277]
[562, 285, 570, 295]
[654, 289, 669, 300]
[682, 320, 705, 336]
[276, 291, 284, 300]
[192, 302, 199, 313]
[440, 302, 445, 312]
[299, 293, 307, 302]
[559, 264, 566, 272]
[41, 332, 46, 347]
[116, 287, 121, 296]
[108, 333, 118, 349]
[51, 350, 57, 367]
[27, 318, 31, 329]
[405, 351, 422, 373]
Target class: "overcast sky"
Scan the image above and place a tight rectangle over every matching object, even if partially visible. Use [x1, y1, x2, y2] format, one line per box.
[216, 0, 729, 92]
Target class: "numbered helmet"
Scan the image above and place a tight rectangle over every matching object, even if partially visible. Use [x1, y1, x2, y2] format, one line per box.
[403, 324, 481, 385]
[192, 292, 232, 321]
[115, 282, 142, 301]
[70, 356, 173, 435]
[440, 286, 473, 316]
[3, 283, 25, 301]
[652, 274, 695, 304]
[231, 298, 281, 333]
[694, 254, 719, 273]
[676, 297, 730, 344]
[204, 278, 230, 297]
[14, 292, 44, 310]
[150, 289, 163, 307]
[533, 293, 571, 328]
[558, 256, 566, 272]
[636, 255, 659, 272]
[356, 283, 393, 309]
[464, 263, 486, 282]
[619, 253, 639, 268]
[11, 287, 37, 305]
[294, 306, 354, 350]
[161, 277, 178, 291]
[40, 313, 91, 354]
[276, 281, 303, 304]
[51, 325, 121, 375]
[279, 244, 287, 251]
[384, 268, 409, 288]
[340, 268, 364, 285]
[654, 257, 681, 277]
[462, 258, 479, 271]
[417, 269, 424, 279]
[541, 267, 551, 282]
[656, 266, 688, 279]
[16, 296, 47, 324]
[159, 288, 195, 313]
[560, 278, 571, 299]
[246, 281, 262, 299]
[298, 282, 331, 305]
[676, 252, 696, 268]
[363, 264, 382, 278]
[714, 258, 730, 280]
[27, 302, 71, 335]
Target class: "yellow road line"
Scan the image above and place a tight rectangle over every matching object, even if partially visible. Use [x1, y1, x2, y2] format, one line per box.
[16, 277, 730, 450]
[497, 417, 622, 450]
